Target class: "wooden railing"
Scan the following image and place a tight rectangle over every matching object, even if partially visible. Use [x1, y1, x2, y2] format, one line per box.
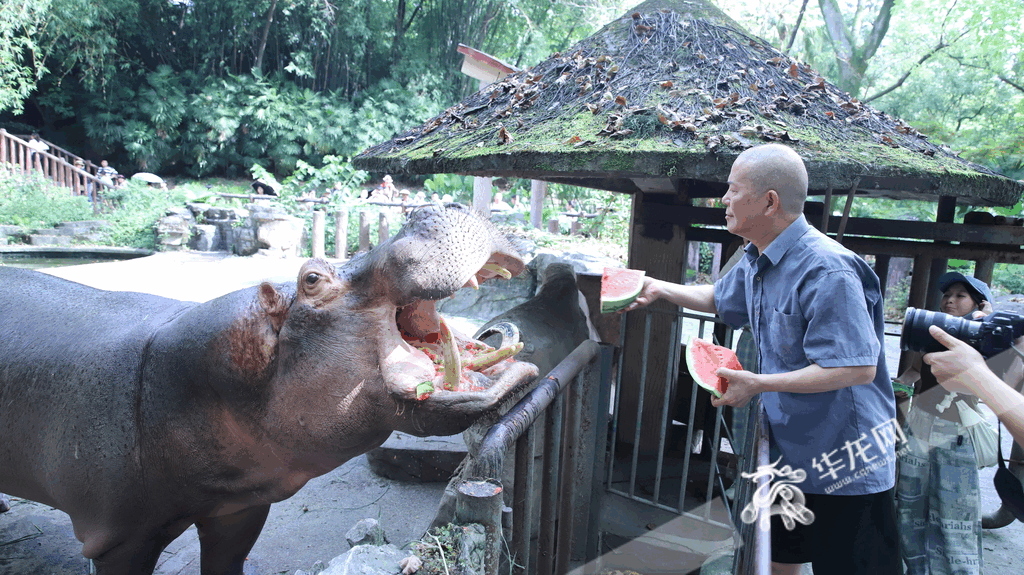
[0, 130, 111, 210]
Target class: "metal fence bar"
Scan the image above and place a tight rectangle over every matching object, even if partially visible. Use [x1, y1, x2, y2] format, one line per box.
[628, 314, 653, 498]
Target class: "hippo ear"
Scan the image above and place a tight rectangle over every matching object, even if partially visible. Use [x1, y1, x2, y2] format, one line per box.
[258, 283, 289, 333]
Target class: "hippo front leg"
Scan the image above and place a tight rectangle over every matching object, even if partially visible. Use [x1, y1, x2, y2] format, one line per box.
[195, 505, 271, 575]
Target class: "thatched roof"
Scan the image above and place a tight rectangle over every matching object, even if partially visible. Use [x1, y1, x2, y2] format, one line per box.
[355, 0, 1023, 207]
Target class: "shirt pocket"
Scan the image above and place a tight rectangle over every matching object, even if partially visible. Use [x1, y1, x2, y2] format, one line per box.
[767, 309, 807, 370]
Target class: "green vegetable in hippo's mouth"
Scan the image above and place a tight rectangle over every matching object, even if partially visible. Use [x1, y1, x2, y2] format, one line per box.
[482, 263, 513, 279]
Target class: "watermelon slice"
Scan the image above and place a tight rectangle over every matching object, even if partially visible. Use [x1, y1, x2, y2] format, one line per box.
[600, 267, 646, 313]
[685, 337, 743, 398]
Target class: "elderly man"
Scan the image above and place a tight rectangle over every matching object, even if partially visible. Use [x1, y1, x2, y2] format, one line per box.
[627, 144, 900, 574]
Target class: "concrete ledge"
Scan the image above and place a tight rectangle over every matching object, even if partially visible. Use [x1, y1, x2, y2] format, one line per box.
[366, 432, 468, 483]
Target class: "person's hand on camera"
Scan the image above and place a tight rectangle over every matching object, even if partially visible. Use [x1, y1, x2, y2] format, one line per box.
[922, 325, 986, 395]
[970, 299, 994, 319]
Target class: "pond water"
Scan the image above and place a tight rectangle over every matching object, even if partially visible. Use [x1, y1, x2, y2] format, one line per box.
[0, 257, 115, 270]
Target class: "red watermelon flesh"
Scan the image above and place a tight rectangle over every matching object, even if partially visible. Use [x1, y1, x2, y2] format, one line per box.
[600, 267, 646, 313]
[685, 337, 742, 398]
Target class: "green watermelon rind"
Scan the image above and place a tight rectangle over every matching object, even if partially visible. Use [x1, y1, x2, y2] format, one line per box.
[600, 268, 645, 314]
[685, 337, 741, 399]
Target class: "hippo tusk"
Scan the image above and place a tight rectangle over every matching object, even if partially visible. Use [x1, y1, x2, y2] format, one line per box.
[464, 341, 525, 371]
[463, 275, 480, 290]
[476, 321, 521, 349]
[481, 263, 513, 280]
[438, 318, 462, 390]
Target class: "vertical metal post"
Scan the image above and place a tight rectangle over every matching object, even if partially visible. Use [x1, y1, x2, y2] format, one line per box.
[537, 393, 563, 575]
[513, 427, 536, 575]
[530, 180, 546, 229]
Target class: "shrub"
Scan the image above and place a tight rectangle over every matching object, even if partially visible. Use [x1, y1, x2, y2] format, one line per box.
[0, 168, 94, 230]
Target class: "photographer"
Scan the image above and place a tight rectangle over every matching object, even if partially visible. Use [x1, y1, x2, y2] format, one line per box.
[923, 325, 1024, 447]
[896, 272, 994, 575]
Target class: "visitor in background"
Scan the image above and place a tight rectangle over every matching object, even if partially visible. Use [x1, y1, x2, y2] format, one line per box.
[625, 143, 900, 575]
[896, 273, 997, 575]
[96, 160, 118, 187]
[27, 133, 49, 169]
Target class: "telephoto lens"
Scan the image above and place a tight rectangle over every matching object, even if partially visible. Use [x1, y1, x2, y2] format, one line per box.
[900, 308, 981, 354]
[901, 308, 1024, 358]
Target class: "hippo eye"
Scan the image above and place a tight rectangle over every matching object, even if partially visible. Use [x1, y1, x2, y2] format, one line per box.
[304, 272, 321, 285]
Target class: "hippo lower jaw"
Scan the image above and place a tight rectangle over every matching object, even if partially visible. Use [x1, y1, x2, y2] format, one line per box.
[382, 262, 537, 410]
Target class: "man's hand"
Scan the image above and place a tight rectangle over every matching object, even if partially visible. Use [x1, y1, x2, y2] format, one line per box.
[922, 325, 986, 394]
[621, 276, 661, 312]
[710, 367, 762, 408]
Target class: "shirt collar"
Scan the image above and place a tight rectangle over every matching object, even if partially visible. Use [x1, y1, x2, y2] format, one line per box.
[743, 214, 811, 269]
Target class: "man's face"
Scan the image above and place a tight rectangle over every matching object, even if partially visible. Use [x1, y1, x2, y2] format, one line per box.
[723, 161, 769, 240]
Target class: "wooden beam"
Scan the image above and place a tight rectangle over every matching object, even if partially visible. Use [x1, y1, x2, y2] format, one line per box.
[647, 205, 1024, 246]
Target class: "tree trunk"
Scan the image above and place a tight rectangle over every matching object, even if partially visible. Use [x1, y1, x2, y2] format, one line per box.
[254, 0, 278, 74]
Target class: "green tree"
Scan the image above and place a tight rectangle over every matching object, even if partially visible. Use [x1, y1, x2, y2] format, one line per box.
[0, 0, 51, 114]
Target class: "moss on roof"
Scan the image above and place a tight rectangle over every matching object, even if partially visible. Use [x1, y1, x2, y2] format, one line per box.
[355, 0, 1023, 206]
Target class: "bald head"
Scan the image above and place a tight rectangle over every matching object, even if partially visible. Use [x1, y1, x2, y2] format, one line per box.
[732, 144, 808, 215]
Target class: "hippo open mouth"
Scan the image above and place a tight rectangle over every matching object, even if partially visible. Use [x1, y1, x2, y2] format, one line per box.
[361, 203, 538, 406]
[391, 265, 525, 400]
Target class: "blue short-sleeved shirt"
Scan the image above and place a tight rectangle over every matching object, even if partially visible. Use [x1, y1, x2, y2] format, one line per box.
[714, 215, 897, 495]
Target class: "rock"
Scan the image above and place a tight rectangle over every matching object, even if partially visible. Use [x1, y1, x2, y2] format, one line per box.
[190, 224, 220, 251]
[230, 226, 259, 256]
[155, 215, 193, 250]
[0, 224, 22, 237]
[255, 216, 304, 257]
[56, 221, 109, 236]
[345, 518, 388, 548]
[0, 492, 10, 513]
[317, 544, 415, 575]
[29, 235, 72, 247]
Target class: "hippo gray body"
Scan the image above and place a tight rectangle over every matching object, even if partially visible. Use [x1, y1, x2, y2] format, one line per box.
[0, 204, 537, 574]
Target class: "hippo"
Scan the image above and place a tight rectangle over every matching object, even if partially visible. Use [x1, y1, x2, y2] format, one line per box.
[0, 204, 538, 575]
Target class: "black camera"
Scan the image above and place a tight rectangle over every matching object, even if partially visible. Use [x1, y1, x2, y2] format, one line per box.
[901, 308, 1024, 358]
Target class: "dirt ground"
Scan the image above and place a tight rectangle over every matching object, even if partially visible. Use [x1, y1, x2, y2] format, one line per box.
[0, 455, 447, 575]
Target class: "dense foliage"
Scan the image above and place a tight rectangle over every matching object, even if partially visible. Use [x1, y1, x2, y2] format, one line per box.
[2, 0, 628, 177]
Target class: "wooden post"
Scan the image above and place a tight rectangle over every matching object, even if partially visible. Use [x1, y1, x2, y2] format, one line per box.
[473, 176, 492, 217]
[874, 254, 891, 299]
[358, 211, 370, 253]
[617, 189, 690, 453]
[378, 212, 390, 244]
[570, 219, 581, 235]
[974, 259, 995, 285]
[311, 210, 325, 259]
[530, 180, 546, 229]
[926, 196, 957, 311]
[710, 242, 723, 281]
[547, 219, 559, 234]
[334, 210, 348, 259]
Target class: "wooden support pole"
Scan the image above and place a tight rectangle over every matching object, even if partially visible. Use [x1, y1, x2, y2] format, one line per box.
[835, 178, 859, 242]
[926, 196, 958, 311]
[311, 210, 325, 259]
[570, 219, 580, 235]
[358, 211, 370, 253]
[547, 219, 559, 234]
[530, 180, 546, 229]
[974, 259, 995, 285]
[378, 212, 390, 244]
[334, 210, 348, 259]
[874, 255, 891, 299]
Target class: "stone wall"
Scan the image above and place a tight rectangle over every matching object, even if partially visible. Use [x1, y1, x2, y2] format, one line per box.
[155, 202, 304, 257]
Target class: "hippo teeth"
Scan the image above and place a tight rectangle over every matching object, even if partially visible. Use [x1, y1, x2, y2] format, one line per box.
[438, 317, 463, 391]
[481, 263, 513, 280]
[464, 341, 525, 371]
